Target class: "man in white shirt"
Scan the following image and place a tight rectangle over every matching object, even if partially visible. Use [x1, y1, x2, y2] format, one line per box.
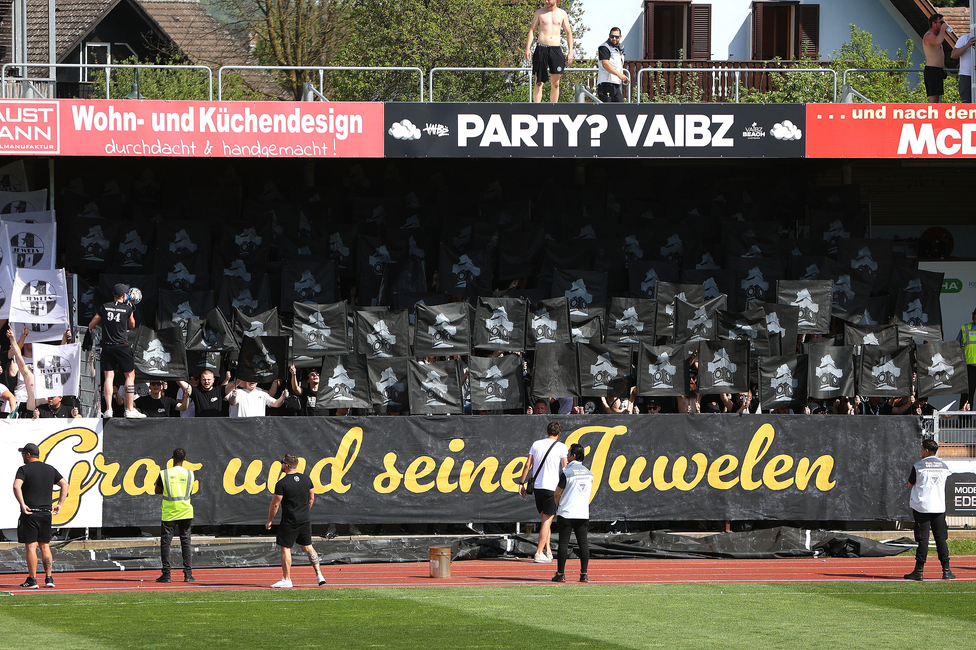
[228, 380, 288, 417]
[904, 439, 954, 580]
[951, 30, 975, 102]
[518, 421, 568, 563]
[551, 443, 593, 583]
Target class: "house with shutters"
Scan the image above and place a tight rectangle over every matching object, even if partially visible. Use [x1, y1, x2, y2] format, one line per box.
[580, 0, 952, 69]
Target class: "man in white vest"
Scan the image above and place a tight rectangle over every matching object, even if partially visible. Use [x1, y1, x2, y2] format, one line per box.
[597, 27, 628, 103]
[904, 439, 954, 580]
[551, 442, 594, 583]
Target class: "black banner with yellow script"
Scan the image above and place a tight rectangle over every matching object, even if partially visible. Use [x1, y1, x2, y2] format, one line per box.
[90, 415, 920, 527]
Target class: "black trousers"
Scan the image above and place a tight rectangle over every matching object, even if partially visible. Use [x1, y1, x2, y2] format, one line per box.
[555, 516, 589, 574]
[597, 82, 624, 103]
[912, 509, 950, 569]
[161, 518, 193, 573]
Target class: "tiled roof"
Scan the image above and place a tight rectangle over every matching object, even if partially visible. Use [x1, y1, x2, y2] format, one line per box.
[18, 0, 280, 96]
[941, 7, 970, 36]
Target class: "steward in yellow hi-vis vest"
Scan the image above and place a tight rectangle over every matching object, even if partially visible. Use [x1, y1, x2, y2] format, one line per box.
[957, 308, 976, 407]
[153, 448, 197, 583]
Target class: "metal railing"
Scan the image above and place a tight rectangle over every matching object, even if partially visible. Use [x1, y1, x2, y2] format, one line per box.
[840, 68, 921, 103]
[636, 66, 837, 103]
[925, 411, 976, 457]
[1, 62, 214, 100]
[218, 65, 424, 102]
[428, 66, 603, 102]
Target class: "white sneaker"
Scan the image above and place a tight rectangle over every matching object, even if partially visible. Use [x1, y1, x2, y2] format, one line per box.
[545, 552, 553, 562]
[102, 409, 113, 418]
[534, 553, 551, 563]
[317, 574, 327, 586]
[270, 578, 293, 588]
[124, 409, 147, 419]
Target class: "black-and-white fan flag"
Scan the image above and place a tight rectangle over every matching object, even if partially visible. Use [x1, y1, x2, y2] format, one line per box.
[578, 343, 631, 397]
[916, 341, 967, 398]
[637, 343, 690, 397]
[468, 354, 523, 411]
[777, 280, 832, 334]
[294, 302, 349, 357]
[758, 354, 808, 411]
[857, 346, 912, 397]
[474, 297, 527, 352]
[407, 359, 462, 414]
[606, 297, 656, 346]
[414, 302, 471, 357]
[367, 357, 409, 412]
[316, 354, 371, 409]
[806, 344, 855, 400]
[697, 340, 749, 394]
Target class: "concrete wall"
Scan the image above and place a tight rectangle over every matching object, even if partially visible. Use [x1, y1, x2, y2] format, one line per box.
[576, 0, 924, 68]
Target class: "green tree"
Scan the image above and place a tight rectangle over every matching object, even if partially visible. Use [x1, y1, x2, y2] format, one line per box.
[91, 56, 262, 101]
[325, 0, 587, 102]
[739, 25, 942, 103]
[211, 0, 348, 100]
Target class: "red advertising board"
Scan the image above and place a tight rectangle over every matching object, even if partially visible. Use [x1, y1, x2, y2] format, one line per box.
[0, 99, 384, 158]
[806, 103, 976, 158]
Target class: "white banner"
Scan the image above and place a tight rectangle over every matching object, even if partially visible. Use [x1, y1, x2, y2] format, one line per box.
[32, 342, 81, 399]
[0, 210, 56, 224]
[0, 189, 47, 213]
[5, 220, 57, 270]
[0, 264, 12, 320]
[10, 268, 69, 326]
[0, 419, 104, 529]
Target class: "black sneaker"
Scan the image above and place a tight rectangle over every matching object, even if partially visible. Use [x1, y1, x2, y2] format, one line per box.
[20, 577, 38, 589]
[44, 576, 55, 588]
[942, 570, 956, 580]
[903, 569, 924, 581]
[184, 575, 196, 583]
[551, 573, 565, 583]
[156, 574, 172, 583]
[580, 574, 589, 583]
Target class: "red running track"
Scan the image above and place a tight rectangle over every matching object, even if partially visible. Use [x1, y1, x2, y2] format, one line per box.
[3, 556, 974, 595]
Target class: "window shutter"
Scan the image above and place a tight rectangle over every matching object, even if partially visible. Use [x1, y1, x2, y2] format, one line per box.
[644, 0, 656, 59]
[751, 1, 765, 61]
[688, 4, 711, 60]
[798, 4, 820, 59]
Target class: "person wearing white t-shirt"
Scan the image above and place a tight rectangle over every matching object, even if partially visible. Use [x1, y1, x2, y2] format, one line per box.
[951, 31, 975, 102]
[228, 380, 288, 417]
[518, 421, 568, 563]
[551, 442, 593, 583]
[904, 439, 954, 581]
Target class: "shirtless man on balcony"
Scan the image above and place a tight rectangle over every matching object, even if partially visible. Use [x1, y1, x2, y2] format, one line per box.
[923, 13, 950, 103]
[525, 0, 574, 103]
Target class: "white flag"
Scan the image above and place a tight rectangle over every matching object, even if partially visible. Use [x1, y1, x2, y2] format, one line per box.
[0, 265, 12, 320]
[0, 189, 47, 213]
[10, 268, 69, 326]
[0, 210, 55, 224]
[11, 322, 69, 344]
[5, 221, 56, 270]
[32, 342, 81, 398]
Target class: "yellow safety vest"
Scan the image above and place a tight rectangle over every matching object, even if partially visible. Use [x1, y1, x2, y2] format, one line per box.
[160, 465, 195, 521]
[962, 323, 976, 365]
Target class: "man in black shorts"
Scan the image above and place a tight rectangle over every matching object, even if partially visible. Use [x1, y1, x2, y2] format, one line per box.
[12, 443, 70, 589]
[86, 283, 146, 418]
[923, 13, 950, 103]
[525, 0, 574, 103]
[265, 453, 326, 588]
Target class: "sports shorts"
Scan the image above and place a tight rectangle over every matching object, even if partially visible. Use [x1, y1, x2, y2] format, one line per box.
[18, 510, 52, 544]
[276, 521, 312, 548]
[924, 66, 947, 98]
[534, 488, 557, 516]
[101, 343, 136, 374]
[533, 45, 566, 84]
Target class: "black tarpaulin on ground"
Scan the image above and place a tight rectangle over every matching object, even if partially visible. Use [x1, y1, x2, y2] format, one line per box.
[0, 528, 905, 574]
[502, 527, 906, 560]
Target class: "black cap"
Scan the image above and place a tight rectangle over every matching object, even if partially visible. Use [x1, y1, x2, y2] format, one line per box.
[18, 443, 39, 457]
[112, 283, 129, 298]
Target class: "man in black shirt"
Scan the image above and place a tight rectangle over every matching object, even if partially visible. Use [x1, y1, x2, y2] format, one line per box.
[176, 370, 226, 417]
[33, 395, 80, 419]
[135, 381, 178, 417]
[86, 283, 145, 419]
[265, 453, 326, 588]
[12, 443, 70, 589]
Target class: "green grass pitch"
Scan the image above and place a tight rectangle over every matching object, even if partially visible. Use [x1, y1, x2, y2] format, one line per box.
[1, 582, 973, 650]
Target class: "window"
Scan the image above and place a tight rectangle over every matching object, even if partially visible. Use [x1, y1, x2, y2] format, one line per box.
[751, 2, 819, 61]
[643, 1, 711, 60]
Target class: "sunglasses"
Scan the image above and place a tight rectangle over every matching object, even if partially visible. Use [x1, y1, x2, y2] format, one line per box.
[609, 34, 620, 39]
